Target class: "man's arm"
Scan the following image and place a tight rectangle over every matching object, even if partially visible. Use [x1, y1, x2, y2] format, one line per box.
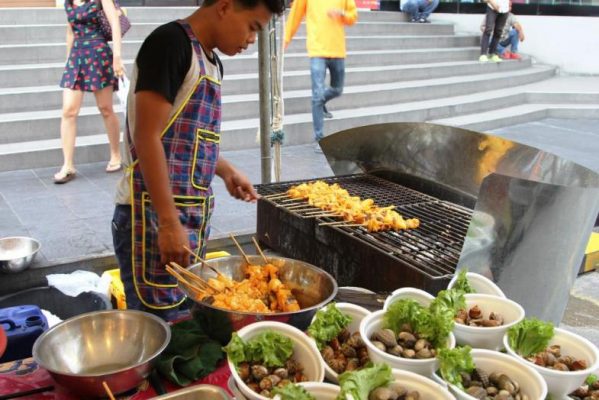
[133, 90, 190, 266]
[513, 21, 525, 41]
[284, 0, 307, 49]
[216, 157, 259, 202]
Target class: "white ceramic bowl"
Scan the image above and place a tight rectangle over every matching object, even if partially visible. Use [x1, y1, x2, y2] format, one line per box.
[447, 272, 506, 298]
[297, 382, 340, 400]
[360, 309, 456, 377]
[309, 302, 371, 384]
[383, 287, 435, 310]
[390, 368, 455, 399]
[453, 294, 525, 350]
[439, 349, 547, 400]
[503, 327, 599, 399]
[227, 321, 325, 400]
[228, 376, 247, 400]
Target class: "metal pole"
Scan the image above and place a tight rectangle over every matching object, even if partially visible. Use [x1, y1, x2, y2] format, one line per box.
[258, 23, 272, 184]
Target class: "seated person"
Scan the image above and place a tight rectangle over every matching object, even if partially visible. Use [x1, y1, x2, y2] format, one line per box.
[481, 11, 525, 60]
[401, 0, 439, 23]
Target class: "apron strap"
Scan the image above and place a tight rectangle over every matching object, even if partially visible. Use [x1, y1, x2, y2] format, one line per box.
[176, 19, 207, 76]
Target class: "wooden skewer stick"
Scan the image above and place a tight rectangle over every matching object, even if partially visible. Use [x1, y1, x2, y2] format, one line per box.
[169, 262, 211, 291]
[102, 382, 116, 400]
[251, 236, 269, 264]
[263, 192, 288, 199]
[280, 197, 304, 203]
[181, 246, 225, 278]
[165, 266, 209, 299]
[319, 221, 364, 227]
[302, 210, 339, 216]
[229, 234, 252, 265]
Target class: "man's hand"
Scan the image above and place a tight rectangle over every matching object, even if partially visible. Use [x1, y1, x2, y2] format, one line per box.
[158, 220, 190, 267]
[518, 32, 525, 42]
[223, 171, 260, 202]
[327, 8, 345, 19]
[488, 0, 500, 11]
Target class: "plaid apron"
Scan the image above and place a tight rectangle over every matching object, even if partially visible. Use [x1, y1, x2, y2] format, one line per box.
[128, 20, 221, 310]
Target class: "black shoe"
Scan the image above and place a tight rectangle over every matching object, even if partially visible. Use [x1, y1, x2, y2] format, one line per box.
[323, 105, 333, 119]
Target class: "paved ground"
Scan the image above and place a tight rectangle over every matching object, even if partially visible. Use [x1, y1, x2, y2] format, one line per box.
[0, 118, 597, 348]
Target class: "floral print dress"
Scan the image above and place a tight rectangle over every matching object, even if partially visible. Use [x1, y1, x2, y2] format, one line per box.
[60, 0, 118, 92]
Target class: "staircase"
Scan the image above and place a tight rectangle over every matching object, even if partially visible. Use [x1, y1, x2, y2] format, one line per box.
[0, 7, 596, 172]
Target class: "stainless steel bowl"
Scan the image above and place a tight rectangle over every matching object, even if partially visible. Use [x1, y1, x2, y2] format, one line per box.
[181, 255, 338, 343]
[32, 310, 170, 397]
[0, 236, 41, 273]
[153, 384, 232, 399]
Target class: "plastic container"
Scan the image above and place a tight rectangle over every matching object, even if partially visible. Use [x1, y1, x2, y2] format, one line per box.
[0, 305, 48, 362]
[447, 272, 506, 298]
[102, 269, 127, 310]
[0, 286, 111, 320]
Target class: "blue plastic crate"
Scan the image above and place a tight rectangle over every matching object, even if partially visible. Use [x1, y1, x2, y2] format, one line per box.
[0, 305, 48, 362]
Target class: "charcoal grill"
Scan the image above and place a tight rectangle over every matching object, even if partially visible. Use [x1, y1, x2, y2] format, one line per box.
[256, 123, 599, 323]
[257, 174, 471, 293]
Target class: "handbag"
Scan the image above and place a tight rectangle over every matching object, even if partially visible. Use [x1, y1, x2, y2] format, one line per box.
[97, 0, 131, 42]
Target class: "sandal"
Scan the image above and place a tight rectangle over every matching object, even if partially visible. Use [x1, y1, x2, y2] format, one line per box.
[106, 162, 122, 173]
[53, 168, 76, 184]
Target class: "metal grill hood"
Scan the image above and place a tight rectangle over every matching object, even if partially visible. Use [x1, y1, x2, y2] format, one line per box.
[319, 122, 599, 323]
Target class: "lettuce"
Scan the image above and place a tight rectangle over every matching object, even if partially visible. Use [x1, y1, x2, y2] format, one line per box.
[272, 383, 316, 400]
[384, 296, 456, 350]
[308, 302, 352, 350]
[223, 331, 294, 368]
[430, 289, 466, 314]
[586, 374, 597, 385]
[507, 318, 555, 357]
[453, 269, 476, 294]
[438, 346, 476, 390]
[337, 363, 392, 400]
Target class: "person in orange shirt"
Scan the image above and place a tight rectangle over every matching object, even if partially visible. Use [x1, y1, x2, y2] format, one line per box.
[285, 0, 358, 152]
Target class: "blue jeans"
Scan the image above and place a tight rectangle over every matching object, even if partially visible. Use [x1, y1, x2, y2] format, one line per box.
[311, 57, 345, 141]
[497, 28, 519, 55]
[111, 204, 190, 321]
[401, 0, 440, 19]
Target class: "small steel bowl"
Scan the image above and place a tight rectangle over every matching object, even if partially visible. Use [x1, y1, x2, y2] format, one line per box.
[181, 255, 338, 343]
[33, 310, 170, 397]
[0, 236, 41, 273]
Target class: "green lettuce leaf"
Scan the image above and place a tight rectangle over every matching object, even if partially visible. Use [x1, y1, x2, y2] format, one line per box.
[308, 302, 352, 350]
[383, 298, 428, 334]
[223, 330, 294, 368]
[507, 318, 555, 357]
[453, 269, 476, 294]
[430, 289, 466, 314]
[438, 346, 476, 390]
[585, 374, 597, 386]
[272, 383, 316, 400]
[337, 363, 393, 400]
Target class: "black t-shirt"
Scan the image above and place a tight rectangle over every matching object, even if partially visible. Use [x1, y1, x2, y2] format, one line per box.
[135, 22, 223, 104]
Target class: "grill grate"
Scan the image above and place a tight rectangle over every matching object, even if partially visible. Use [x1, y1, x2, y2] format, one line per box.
[257, 174, 473, 279]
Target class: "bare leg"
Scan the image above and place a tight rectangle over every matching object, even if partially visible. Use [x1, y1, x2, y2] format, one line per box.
[94, 86, 121, 169]
[56, 89, 84, 178]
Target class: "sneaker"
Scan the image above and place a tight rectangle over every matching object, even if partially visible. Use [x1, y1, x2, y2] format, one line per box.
[313, 143, 323, 154]
[490, 54, 502, 63]
[418, 17, 430, 23]
[323, 105, 333, 119]
[510, 52, 522, 60]
[500, 51, 512, 60]
[410, 17, 418, 23]
[479, 55, 489, 63]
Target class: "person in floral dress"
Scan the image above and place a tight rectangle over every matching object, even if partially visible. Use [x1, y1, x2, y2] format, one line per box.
[54, 0, 125, 183]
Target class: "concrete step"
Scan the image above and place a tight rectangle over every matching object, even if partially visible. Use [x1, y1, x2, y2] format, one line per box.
[0, 34, 478, 65]
[222, 65, 555, 121]
[0, 47, 482, 88]
[0, 8, 406, 25]
[431, 103, 599, 132]
[0, 89, 525, 171]
[0, 21, 454, 45]
[0, 63, 548, 144]
[0, 59, 532, 114]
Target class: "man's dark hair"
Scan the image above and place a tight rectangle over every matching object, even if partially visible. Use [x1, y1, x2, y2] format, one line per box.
[203, 0, 286, 15]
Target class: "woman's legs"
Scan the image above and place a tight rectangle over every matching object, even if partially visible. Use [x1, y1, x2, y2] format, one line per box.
[56, 89, 84, 178]
[94, 86, 121, 168]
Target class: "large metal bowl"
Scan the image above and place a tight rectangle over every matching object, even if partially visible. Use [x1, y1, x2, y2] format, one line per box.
[0, 236, 41, 273]
[32, 310, 170, 397]
[181, 255, 337, 343]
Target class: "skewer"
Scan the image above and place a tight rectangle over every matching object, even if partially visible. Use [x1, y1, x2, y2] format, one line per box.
[319, 221, 365, 227]
[229, 234, 252, 265]
[165, 265, 208, 297]
[302, 210, 339, 216]
[182, 245, 223, 277]
[102, 381, 116, 400]
[169, 262, 212, 291]
[284, 205, 316, 211]
[251, 236, 269, 264]
[262, 192, 288, 199]
[280, 197, 303, 203]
